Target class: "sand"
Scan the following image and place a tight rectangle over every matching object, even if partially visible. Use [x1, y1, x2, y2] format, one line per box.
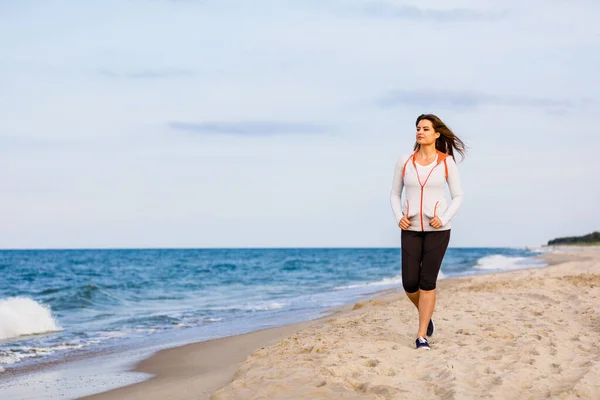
[84, 248, 600, 400]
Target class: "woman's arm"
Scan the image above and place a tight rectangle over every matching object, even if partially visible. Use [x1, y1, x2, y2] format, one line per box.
[390, 157, 405, 225]
[439, 157, 463, 226]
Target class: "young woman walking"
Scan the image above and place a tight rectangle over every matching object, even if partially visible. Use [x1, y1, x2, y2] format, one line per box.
[390, 114, 466, 350]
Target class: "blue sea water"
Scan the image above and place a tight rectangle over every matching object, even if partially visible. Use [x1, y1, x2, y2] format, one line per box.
[0, 247, 547, 373]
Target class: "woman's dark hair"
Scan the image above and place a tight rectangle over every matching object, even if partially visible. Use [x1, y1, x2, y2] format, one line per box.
[414, 114, 467, 161]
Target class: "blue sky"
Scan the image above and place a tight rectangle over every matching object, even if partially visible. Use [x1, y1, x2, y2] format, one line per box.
[1, 0, 598, 248]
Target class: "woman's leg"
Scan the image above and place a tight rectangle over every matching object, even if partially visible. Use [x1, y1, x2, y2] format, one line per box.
[406, 290, 420, 309]
[416, 230, 451, 338]
[401, 230, 424, 309]
[417, 290, 436, 338]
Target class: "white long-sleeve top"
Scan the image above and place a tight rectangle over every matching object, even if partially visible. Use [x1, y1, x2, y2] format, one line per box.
[390, 150, 463, 232]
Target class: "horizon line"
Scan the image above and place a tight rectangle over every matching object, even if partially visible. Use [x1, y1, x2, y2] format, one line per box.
[0, 245, 546, 251]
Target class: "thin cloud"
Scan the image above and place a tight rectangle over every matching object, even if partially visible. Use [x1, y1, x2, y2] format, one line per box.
[337, 2, 507, 22]
[146, 0, 504, 21]
[100, 69, 195, 79]
[377, 90, 575, 112]
[150, 0, 207, 3]
[0, 136, 87, 151]
[168, 121, 330, 135]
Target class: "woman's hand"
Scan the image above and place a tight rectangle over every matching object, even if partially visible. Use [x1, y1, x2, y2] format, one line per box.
[429, 216, 443, 229]
[399, 215, 412, 230]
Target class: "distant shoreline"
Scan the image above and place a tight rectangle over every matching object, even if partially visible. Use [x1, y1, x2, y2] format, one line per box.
[546, 231, 600, 246]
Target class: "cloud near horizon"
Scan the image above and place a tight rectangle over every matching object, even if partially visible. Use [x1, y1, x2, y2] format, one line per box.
[168, 121, 331, 135]
[322, 1, 508, 22]
[100, 69, 195, 79]
[377, 90, 576, 112]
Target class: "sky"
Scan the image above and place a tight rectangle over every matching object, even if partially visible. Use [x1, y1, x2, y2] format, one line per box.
[1, 0, 599, 249]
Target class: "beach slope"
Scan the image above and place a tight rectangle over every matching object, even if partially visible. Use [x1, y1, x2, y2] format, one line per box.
[86, 249, 600, 400]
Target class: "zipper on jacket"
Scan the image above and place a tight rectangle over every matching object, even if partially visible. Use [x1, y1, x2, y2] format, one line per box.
[419, 187, 424, 231]
[414, 163, 441, 231]
[410, 150, 449, 231]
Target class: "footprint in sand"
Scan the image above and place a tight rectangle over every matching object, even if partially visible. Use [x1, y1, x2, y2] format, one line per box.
[484, 354, 503, 361]
[364, 359, 379, 368]
[551, 363, 562, 374]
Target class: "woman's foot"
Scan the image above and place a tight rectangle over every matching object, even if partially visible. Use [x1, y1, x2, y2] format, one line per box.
[427, 319, 435, 337]
[415, 336, 430, 350]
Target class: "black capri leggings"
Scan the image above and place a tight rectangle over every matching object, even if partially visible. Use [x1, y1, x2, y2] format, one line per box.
[401, 229, 451, 293]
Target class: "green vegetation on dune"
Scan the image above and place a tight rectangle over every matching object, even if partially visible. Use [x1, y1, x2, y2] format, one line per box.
[547, 231, 600, 245]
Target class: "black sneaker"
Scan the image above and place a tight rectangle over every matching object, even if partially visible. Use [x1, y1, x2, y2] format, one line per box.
[416, 336, 430, 350]
[427, 319, 435, 337]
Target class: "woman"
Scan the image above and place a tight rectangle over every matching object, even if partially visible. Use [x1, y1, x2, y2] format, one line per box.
[390, 114, 466, 350]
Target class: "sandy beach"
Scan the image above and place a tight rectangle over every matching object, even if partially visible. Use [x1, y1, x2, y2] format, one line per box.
[84, 248, 600, 400]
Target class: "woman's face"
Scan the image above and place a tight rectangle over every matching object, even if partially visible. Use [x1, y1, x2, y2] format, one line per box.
[416, 119, 440, 146]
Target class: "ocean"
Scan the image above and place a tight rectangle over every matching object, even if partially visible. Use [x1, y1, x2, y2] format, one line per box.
[0, 247, 548, 379]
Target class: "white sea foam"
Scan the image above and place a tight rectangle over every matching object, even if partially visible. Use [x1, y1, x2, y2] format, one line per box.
[333, 274, 404, 290]
[0, 343, 83, 367]
[0, 297, 62, 341]
[247, 301, 287, 311]
[209, 302, 288, 312]
[474, 255, 545, 271]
